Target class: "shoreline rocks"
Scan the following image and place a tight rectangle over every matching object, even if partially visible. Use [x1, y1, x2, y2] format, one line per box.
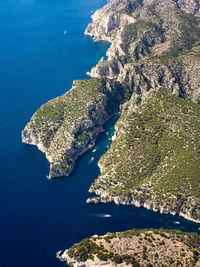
[58, 229, 200, 266]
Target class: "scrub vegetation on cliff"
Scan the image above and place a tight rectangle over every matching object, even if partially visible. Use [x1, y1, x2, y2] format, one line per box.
[60, 228, 200, 267]
[84, 0, 200, 222]
[22, 78, 127, 178]
[88, 89, 200, 221]
[23, 0, 200, 222]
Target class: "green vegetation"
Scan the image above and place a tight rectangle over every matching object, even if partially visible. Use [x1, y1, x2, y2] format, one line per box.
[90, 89, 200, 221]
[67, 237, 140, 265]
[121, 23, 138, 53]
[67, 238, 99, 262]
[158, 13, 200, 58]
[179, 14, 200, 51]
[28, 78, 106, 148]
[75, 130, 93, 144]
[23, 78, 128, 177]
[120, 20, 157, 54]
[65, 228, 200, 266]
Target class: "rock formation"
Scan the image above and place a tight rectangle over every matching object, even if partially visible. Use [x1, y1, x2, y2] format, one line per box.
[58, 228, 200, 266]
[22, 0, 200, 222]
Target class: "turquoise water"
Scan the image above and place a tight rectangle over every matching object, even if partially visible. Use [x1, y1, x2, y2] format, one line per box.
[0, 0, 199, 266]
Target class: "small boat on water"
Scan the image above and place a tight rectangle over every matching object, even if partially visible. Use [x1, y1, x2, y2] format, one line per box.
[103, 214, 112, 218]
[64, 30, 67, 35]
[174, 221, 181, 225]
[96, 214, 112, 218]
[89, 157, 94, 164]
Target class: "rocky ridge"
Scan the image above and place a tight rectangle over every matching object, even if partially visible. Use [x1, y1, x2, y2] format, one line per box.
[87, 89, 200, 223]
[84, 0, 200, 223]
[22, 78, 126, 178]
[58, 228, 200, 267]
[22, 0, 200, 222]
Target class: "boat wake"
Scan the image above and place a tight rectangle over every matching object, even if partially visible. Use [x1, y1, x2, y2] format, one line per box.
[88, 157, 94, 164]
[96, 213, 112, 218]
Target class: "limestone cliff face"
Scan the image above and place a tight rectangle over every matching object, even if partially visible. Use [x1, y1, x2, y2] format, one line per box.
[58, 229, 200, 267]
[85, 0, 200, 103]
[87, 89, 200, 223]
[85, 0, 200, 223]
[23, 0, 200, 222]
[22, 79, 126, 178]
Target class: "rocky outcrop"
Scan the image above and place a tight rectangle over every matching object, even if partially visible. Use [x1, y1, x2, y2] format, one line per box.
[58, 229, 200, 267]
[57, 251, 113, 267]
[173, 0, 200, 15]
[83, 0, 200, 223]
[85, 0, 200, 103]
[22, 78, 127, 178]
[23, 0, 200, 223]
[88, 89, 200, 223]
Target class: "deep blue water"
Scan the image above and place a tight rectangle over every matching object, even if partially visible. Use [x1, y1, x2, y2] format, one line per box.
[0, 0, 199, 266]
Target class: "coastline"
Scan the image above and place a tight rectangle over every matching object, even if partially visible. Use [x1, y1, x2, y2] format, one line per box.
[58, 229, 200, 267]
[87, 195, 200, 224]
[22, 0, 200, 230]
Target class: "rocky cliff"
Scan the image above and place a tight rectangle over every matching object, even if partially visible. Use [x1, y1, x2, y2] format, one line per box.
[22, 78, 126, 178]
[87, 89, 200, 223]
[84, 0, 200, 223]
[58, 228, 200, 267]
[22, 0, 200, 222]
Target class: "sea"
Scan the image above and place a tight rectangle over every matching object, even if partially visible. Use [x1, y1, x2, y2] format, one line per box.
[0, 0, 199, 266]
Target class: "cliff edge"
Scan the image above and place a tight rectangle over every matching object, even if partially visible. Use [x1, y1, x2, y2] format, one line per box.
[22, 0, 200, 222]
[84, 0, 200, 223]
[58, 229, 200, 267]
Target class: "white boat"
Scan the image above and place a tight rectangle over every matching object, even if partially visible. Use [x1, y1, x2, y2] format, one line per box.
[64, 30, 67, 35]
[174, 221, 181, 225]
[96, 214, 112, 218]
[89, 157, 94, 164]
[103, 214, 112, 218]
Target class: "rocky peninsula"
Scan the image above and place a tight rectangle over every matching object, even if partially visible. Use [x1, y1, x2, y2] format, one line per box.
[22, 78, 126, 178]
[58, 228, 200, 266]
[22, 0, 200, 222]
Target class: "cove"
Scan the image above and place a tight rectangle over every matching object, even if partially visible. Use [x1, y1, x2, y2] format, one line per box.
[0, 0, 199, 267]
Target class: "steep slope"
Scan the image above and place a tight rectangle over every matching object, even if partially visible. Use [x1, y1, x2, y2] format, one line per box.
[84, 0, 200, 222]
[22, 78, 126, 178]
[86, 0, 200, 103]
[22, 0, 200, 221]
[58, 229, 200, 267]
[88, 89, 200, 222]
